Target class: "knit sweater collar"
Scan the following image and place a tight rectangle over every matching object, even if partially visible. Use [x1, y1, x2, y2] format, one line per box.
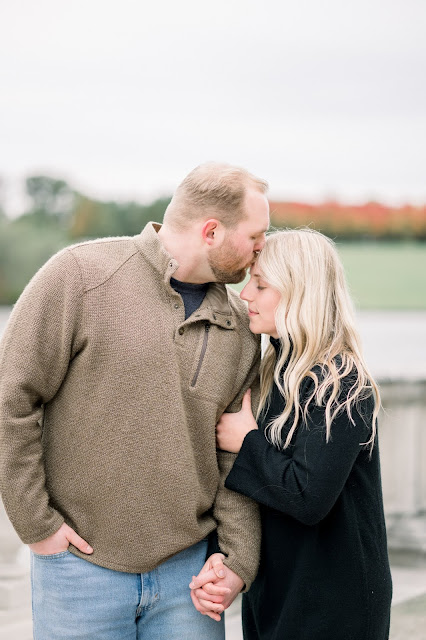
[133, 222, 236, 328]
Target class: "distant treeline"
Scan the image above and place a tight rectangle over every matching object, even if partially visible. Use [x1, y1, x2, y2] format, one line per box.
[0, 175, 425, 304]
[270, 200, 426, 240]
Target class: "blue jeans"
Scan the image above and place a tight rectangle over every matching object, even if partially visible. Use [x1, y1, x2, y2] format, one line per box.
[31, 538, 225, 640]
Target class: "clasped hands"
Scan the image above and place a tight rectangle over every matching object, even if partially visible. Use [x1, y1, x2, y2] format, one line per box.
[189, 553, 244, 621]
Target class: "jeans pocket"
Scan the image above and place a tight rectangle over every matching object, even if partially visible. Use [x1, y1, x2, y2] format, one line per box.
[32, 549, 70, 559]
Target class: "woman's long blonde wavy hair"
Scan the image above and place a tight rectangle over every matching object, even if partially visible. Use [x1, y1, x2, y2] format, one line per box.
[256, 229, 380, 452]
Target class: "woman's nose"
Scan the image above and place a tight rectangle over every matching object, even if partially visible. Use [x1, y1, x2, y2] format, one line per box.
[240, 284, 251, 301]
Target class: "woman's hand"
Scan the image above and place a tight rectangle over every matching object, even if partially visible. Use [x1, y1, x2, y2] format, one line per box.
[216, 389, 258, 453]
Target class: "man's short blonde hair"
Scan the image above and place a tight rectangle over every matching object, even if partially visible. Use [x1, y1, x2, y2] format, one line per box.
[163, 162, 269, 229]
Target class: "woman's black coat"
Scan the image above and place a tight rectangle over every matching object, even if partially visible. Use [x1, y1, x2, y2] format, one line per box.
[225, 340, 392, 640]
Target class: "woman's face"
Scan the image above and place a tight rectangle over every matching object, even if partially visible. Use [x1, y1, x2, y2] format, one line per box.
[240, 265, 281, 338]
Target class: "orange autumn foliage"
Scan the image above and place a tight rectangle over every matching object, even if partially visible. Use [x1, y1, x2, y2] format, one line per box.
[269, 201, 426, 239]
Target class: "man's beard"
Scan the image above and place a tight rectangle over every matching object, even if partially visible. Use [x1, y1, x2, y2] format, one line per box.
[208, 242, 253, 284]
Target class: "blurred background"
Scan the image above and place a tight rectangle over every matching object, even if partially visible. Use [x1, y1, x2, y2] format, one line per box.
[0, 1, 425, 638]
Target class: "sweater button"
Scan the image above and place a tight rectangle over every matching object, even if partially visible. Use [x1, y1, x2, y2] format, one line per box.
[178, 327, 185, 335]
[174, 303, 179, 309]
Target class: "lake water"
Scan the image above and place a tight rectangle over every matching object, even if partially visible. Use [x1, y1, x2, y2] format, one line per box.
[1, 307, 425, 380]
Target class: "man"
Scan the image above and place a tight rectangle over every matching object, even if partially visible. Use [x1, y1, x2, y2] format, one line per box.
[0, 162, 270, 639]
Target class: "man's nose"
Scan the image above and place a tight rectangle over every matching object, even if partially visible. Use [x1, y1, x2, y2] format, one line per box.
[254, 235, 266, 252]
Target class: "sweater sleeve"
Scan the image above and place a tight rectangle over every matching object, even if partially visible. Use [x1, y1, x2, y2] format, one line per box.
[225, 386, 374, 526]
[212, 360, 261, 591]
[0, 248, 84, 544]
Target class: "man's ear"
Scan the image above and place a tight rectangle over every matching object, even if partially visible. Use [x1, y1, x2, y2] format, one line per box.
[201, 219, 224, 246]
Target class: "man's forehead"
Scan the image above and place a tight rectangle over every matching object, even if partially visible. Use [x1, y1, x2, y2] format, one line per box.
[239, 215, 270, 234]
[243, 189, 270, 223]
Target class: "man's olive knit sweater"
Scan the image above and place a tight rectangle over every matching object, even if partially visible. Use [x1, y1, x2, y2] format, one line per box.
[0, 222, 261, 587]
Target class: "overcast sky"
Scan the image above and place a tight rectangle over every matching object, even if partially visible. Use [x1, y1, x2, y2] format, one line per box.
[1, 0, 425, 214]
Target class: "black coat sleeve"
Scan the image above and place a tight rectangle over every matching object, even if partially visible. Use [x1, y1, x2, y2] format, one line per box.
[225, 384, 374, 526]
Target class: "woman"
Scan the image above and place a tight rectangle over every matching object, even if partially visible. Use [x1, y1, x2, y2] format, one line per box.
[191, 229, 392, 639]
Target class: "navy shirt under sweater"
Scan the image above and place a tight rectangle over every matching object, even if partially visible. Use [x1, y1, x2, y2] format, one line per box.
[225, 337, 392, 640]
[170, 277, 209, 320]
